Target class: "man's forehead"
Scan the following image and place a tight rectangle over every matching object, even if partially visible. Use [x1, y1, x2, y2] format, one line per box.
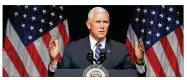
[92, 11, 110, 19]
[93, 11, 109, 16]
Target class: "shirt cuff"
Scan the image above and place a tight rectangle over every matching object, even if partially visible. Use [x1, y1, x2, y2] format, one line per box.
[135, 64, 145, 74]
[49, 63, 57, 72]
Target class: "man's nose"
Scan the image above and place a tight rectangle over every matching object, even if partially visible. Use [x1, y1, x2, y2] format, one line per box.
[100, 22, 104, 29]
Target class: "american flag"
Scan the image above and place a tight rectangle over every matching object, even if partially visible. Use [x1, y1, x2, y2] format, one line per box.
[3, 5, 70, 77]
[125, 5, 183, 76]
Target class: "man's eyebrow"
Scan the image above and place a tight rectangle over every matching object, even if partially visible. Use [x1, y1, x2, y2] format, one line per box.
[103, 21, 109, 22]
[95, 20, 101, 22]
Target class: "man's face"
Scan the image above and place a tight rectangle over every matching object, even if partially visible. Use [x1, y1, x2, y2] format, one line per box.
[87, 11, 110, 41]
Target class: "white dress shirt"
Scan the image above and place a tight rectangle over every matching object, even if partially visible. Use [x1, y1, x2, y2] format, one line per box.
[89, 34, 106, 63]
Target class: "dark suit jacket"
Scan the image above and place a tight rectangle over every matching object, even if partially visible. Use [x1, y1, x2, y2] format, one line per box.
[48, 36, 146, 76]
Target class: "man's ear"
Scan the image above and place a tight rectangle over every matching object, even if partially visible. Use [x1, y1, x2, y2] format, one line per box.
[86, 20, 91, 29]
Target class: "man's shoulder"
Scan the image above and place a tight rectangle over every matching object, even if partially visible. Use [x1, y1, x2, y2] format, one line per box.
[108, 39, 125, 46]
[66, 37, 87, 47]
[108, 39, 127, 48]
[108, 39, 129, 54]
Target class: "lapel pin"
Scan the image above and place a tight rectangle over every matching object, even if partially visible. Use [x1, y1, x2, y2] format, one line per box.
[107, 50, 110, 53]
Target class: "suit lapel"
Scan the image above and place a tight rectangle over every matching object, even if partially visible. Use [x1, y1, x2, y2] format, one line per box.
[82, 36, 92, 66]
[102, 38, 112, 68]
[82, 36, 113, 67]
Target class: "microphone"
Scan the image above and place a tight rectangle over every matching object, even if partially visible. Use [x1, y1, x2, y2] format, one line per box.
[98, 48, 106, 65]
[87, 50, 94, 64]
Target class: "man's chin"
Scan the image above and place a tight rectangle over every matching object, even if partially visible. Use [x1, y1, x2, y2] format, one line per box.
[97, 36, 106, 40]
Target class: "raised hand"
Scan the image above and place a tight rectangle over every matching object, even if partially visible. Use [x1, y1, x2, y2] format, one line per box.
[48, 38, 59, 65]
[135, 39, 145, 64]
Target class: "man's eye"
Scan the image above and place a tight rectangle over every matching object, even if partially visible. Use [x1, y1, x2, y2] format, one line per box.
[104, 21, 109, 23]
[96, 21, 101, 23]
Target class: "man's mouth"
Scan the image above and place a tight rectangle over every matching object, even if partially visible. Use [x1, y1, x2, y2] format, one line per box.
[98, 31, 105, 32]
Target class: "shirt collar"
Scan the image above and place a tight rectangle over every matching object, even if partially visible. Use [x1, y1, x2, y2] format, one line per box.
[89, 34, 106, 49]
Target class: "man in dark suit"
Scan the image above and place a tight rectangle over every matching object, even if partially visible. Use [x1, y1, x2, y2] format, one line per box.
[48, 7, 146, 76]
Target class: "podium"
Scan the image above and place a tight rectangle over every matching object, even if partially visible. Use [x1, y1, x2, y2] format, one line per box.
[54, 69, 138, 77]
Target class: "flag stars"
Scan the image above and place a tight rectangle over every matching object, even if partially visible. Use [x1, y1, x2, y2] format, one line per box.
[143, 9, 147, 13]
[161, 5, 165, 8]
[40, 18, 45, 23]
[169, 7, 173, 12]
[51, 12, 55, 16]
[177, 12, 179, 15]
[158, 23, 162, 27]
[21, 23, 25, 28]
[156, 32, 160, 37]
[137, 8, 141, 12]
[141, 29, 144, 33]
[23, 14, 27, 18]
[49, 21, 53, 26]
[150, 20, 154, 25]
[176, 20, 179, 24]
[30, 25, 34, 31]
[39, 28, 43, 33]
[167, 17, 171, 22]
[148, 30, 152, 35]
[165, 26, 170, 31]
[142, 19, 146, 23]
[59, 6, 63, 10]
[24, 5, 28, 9]
[42, 9, 46, 14]
[31, 16, 36, 21]
[14, 12, 18, 16]
[33, 7, 38, 11]
[151, 10, 156, 15]
[59, 15, 63, 19]
[28, 35, 32, 40]
[159, 13, 164, 18]
[146, 41, 150, 45]
[135, 17, 139, 22]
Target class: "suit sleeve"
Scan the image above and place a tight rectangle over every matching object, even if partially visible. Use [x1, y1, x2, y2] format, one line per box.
[122, 45, 146, 77]
[122, 46, 136, 69]
[57, 49, 72, 69]
[57, 43, 73, 69]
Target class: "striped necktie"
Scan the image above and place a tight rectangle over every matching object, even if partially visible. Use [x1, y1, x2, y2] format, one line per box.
[95, 43, 102, 60]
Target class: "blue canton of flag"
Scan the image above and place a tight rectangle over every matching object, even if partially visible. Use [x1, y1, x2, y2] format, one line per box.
[131, 6, 181, 50]
[10, 5, 65, 46]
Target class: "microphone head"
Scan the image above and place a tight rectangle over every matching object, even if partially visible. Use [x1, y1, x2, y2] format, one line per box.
[87, 50, 94, 64]
[100, 48, 106, 58]
[98, 48, 106, 64]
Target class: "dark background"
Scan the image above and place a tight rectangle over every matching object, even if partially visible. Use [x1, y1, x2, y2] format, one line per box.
[3, 5, 183, 44]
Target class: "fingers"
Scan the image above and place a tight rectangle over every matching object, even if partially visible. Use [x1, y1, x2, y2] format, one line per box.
[49, 38, 53, 44]
[139, 39, 145, 53]
[49, 38, 53, 47]
[54, 39, 58, 47]
[139, 40, 144, 49]
[51, 42, 55, 48]
[135, 41, 139, 48]
[49, 38, 58, 49]
[49, 38, 54, 51]
[135, 39, 145, 51]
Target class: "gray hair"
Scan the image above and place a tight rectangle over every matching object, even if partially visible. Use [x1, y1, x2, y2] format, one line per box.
[88, 7, 109, 20]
